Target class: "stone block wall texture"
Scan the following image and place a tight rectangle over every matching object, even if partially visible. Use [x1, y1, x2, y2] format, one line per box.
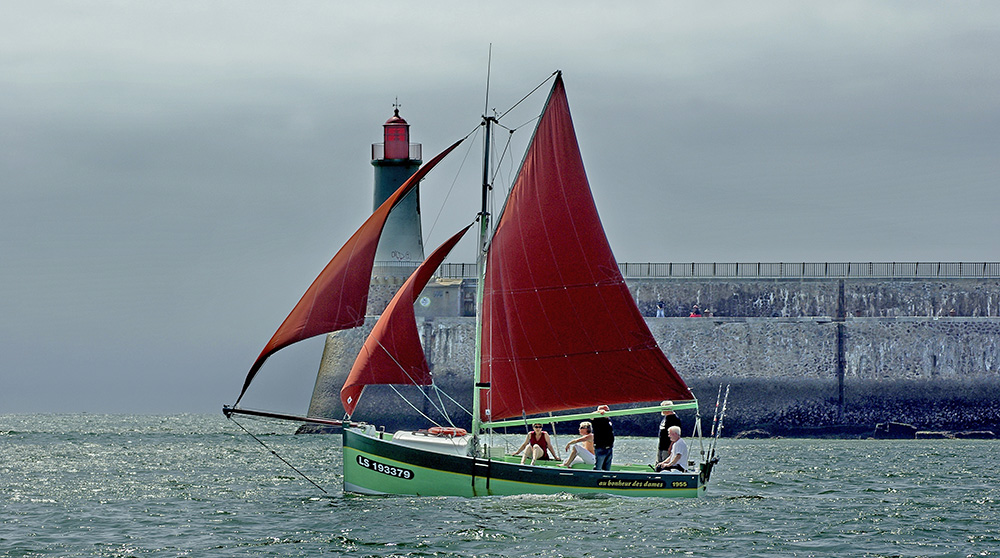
[631, 278, 1000, 318]
[650, 317, 1000, 381]
[308, 277, 1000, 436]
[369, 278, 1000, 318]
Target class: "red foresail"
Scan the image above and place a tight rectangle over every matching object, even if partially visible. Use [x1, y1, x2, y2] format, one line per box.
[341, 225, 472, 416]
[235, 139, 464, 405]
[480, 75, 691, 421]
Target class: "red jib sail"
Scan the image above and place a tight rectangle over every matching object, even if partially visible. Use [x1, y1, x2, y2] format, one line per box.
[341, 224, 472, 416]
[480, 75, 691, 421]
[235, 140, 463, 405]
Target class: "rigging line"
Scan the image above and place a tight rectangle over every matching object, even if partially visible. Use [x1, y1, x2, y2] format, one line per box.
[512, 116, 542, 133]
[432, 384, 473, 418]
[490, 129, 515, 187]
[425, 384, 471, 430]
[366, 331, 480, 427]
[490, 115, 541, 191]
[490, 117, 538, 200]
[493, 131, 513, 177]
[426, 127, 482, 241]
[482, 127, 510, 252]
[496, 71, 560, 122]
[348, 388, 365, 420]
[490, 115, 540, 192]
[370, 337, 428, 390]
[368, 338, 451, 422]
[226, 415, 328, 495]
[431, 385, 457, 429]
[696, 416, 707, 464]
[387, 383, 444, 427]
[547, 412, 562, 460]
[493, 115, 541, 138]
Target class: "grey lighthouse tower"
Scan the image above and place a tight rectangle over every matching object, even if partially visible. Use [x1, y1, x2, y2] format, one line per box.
[301, 108, 444, 423]
[371, 106, 424, 277]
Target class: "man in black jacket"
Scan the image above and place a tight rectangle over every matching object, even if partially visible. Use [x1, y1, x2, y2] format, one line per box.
[656, 400, 683, 464]
[591, 405, 615, 471]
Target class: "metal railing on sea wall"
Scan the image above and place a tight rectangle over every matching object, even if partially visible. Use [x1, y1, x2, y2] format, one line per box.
[427, 262, 1000, 280]
[616, 262, 1000, 279]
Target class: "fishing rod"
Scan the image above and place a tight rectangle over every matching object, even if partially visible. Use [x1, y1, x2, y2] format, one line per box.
[709, 384, 722, 439]
[709, 384, 730, 462]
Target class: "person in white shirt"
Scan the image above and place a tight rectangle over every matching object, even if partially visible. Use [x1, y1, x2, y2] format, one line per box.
[560, 422, 596, 467]
[655, 425, 689, 472]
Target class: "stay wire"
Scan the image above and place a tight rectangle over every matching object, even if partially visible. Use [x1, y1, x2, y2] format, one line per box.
[496, 71, 559, 121]
[386, 384, 442, 426]
[433, 384, 473, 419]
[227, 415, 328, 495]
[368, 340, 447, 425]
[367, 336, 467, 426]
[426, 127, 481, 242]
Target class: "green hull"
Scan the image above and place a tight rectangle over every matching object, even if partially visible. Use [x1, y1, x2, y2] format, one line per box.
[343, 427, 704, 498]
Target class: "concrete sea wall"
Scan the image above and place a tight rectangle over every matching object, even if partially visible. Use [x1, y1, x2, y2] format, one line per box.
[308, 277, 1000, 437]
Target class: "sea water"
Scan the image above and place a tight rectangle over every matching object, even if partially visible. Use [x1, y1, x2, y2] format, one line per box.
[2, 414, 997, 557]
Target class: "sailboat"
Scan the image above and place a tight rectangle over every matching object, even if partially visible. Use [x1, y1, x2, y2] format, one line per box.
[224, 72, 720, 497]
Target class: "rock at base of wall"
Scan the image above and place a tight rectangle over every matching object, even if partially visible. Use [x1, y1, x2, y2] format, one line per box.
[734, 429, 772, 439]
[915, 431, 955, 439]
[954, 430, 996, 439]
[873, 422, 918, 439]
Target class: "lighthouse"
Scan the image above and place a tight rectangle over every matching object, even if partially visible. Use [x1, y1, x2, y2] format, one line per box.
[371, 106, 424, 277]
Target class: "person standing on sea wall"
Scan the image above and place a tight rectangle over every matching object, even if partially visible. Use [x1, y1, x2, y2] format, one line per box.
[591, 405, 615, 470]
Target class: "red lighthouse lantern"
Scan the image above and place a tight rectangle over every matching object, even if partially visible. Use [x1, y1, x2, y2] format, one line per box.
[383, 108, 410, 160]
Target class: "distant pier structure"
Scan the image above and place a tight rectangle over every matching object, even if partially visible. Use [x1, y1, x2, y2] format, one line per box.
[371, 105, 424, 278]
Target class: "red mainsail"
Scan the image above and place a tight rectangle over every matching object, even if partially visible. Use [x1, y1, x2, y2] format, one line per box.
[341, 225, 472, 416]
[235, 140, 463, 405]
[480, 76, 691, 421]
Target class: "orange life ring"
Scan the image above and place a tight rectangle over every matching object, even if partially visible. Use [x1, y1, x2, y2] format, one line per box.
[428, 426, 468, 437]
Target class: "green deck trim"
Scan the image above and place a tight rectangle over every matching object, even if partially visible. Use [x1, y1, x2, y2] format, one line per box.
[482, 401, 699, 430]
[483, 453, 658, 473]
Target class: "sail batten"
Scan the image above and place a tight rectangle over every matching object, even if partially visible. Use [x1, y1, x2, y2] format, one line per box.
[481, 75, 690, 421]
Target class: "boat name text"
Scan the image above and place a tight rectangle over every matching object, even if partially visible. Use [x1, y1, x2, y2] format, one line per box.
[356, 455, 413, 480]
[596, 479, 674, 489]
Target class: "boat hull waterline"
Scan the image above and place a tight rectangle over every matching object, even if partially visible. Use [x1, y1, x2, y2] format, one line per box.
[343, 427, 703, 498]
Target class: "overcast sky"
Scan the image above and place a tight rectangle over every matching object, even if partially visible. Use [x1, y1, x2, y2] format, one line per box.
[3, 1, 998, 414]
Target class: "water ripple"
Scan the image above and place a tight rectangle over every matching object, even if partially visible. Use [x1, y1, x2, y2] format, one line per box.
[1, 415, 998, 557]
